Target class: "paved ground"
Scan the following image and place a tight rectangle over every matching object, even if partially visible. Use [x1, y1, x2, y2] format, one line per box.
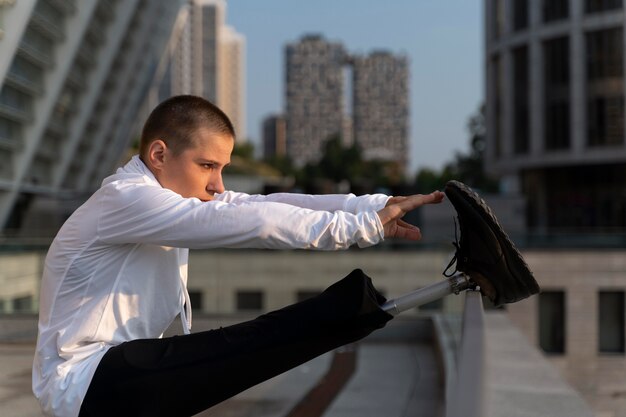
[0, 343, 42, 417]
[326, 342, 442, 417]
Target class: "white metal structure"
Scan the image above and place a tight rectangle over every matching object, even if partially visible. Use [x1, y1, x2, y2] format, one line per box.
[0, 0, 185, 233]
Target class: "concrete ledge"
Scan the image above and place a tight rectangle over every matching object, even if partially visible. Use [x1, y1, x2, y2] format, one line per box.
[447, 291, 486, 417]
[484, 312, 594, 417]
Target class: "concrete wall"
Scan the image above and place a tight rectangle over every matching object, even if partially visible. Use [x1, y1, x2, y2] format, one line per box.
[506, 250, 626, 417]
[186, 249, 465, 315]
[0, 252, 42, 313]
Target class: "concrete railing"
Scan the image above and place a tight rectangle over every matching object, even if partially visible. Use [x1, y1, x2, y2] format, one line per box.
[445, 290, 486, 417]
[435, 289, 596, 417]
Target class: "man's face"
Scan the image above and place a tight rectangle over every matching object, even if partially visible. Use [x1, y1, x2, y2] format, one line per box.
[156, 130, 234, 201]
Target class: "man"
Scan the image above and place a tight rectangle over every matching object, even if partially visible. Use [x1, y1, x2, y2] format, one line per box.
[33, 95, 444, 417]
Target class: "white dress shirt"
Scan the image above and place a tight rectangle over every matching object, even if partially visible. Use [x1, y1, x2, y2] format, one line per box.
[32, 155, 389, 416]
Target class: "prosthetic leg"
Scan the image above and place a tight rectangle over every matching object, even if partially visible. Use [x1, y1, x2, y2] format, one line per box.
[382, 273, 473, 315]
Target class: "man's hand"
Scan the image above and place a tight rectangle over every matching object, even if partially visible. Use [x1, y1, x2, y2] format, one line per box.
[377, 191, 445, 240]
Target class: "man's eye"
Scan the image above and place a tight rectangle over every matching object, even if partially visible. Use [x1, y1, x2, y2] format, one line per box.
[202, 164, 215, 169]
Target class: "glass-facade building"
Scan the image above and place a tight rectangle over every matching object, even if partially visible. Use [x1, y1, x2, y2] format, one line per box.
[485, 0, 625, 233]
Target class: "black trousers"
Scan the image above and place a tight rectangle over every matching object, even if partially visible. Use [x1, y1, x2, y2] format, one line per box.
[78, 269, 393, 417]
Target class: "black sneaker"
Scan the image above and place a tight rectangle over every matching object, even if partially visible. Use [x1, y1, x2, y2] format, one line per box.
[443, 180, 540, 306]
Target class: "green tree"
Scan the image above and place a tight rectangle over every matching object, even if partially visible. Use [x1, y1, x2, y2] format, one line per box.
[232, 142, 255, 160]
[415, 167, 450, 192]
[296, 136, 361, 189]
[294, 136, 407, 192]
[264, 155, 296, 177]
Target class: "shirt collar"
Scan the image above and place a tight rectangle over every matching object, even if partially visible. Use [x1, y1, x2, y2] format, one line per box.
[101, 155, 161, 187]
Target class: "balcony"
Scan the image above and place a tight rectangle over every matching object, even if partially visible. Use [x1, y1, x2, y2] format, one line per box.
[4, 69, 44, 97]
[46, 0, 76, 16]
[0, 135, 20, 152]
[0, 103, 30, 124]
[29, 2, 64, 41]
[18, 36, 54, 68]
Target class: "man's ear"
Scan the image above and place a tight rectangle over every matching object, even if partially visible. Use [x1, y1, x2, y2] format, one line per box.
[146, 140, 168, 170]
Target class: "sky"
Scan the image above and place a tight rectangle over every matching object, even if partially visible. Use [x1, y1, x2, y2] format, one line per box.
[226, 0, 484, 175]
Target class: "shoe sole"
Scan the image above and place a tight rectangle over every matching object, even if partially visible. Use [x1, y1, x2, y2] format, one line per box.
[444, 180, 540, 304]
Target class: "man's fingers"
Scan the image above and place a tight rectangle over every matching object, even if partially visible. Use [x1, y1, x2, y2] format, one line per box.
[398, 222, 422, 240]
[385, 196, 407, 207]
[385, 219, 422, 240]
[397, 218, 419, 230]
[377, 191, 445, 228]
[397, 191, 444, 211]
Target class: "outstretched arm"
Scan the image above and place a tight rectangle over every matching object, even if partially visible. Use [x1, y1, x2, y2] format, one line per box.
[216, 191, 389, 214]
[376, 191, 445, 240]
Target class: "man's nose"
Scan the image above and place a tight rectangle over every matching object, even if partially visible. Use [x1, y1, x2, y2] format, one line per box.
[208, 173, 225, 193]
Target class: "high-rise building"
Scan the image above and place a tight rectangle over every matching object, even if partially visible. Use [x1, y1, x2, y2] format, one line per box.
[167, 0, 246, 140]
[284, 35, 409, 170]
[485, 1, 626, 415]
[285, 35, 347, 166]
[485, 0, 625, 233]
[0, 0, 185, 234]
[219, 24, 246, 141]
[352, 51, 409, 169]
[262, 114, 287, 159]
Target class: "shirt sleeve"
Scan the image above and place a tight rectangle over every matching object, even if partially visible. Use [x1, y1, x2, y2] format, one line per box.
[215, 190, 390, 214]
[96, 182, 385, 250]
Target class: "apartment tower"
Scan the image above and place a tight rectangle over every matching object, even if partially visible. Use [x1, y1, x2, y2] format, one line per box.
[169, 0, 246, 140]
[285, 35, 409, 170]
[352, 51, 409, 169]
[285, 35, 347, 166]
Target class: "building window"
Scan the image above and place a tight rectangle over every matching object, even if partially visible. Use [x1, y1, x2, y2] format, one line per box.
[513, 0, 529, 31]
[586, 28, 623, 81]
[188, 290, 203, 311]
[543, 164, 626, 230]
[543, 0, 569, 21]
[236, 290, 264, 311]
[585, 0, 623, 13]
[587, 96, 625, 146]
[12, 296, 33, 313]
[545, 102, 570, 149]
[296, 290, 322, 302]
[513, 45, 530, 154]
[544, 37, 570, 150]
[0, 85, 31, 115]
[545, 37, 570, 85]
[539, 291, 566, 354]
[586, 28, 624, 147]
[599, 291, 625, 354]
